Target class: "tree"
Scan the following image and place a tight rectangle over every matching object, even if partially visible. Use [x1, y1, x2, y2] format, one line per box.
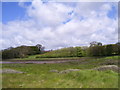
[112, 43, 120, 55]
[81, 46, 88, 56]
[116, 42, 120, 45]
[2, 44, 45, 59]
[90, 41, 102, 47]
[76, 47, 83, 57]
[36, 44, 42, 50]
[105, 44, 113, 56]
[36, 44, 45, 53]
[88, 41, 103, 56]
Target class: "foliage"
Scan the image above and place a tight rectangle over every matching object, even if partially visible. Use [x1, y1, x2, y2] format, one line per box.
[105, 44, 113, 56]
[2, 41, 120, 59]
[2, 44, 45, 59]
[86, 42, 120, 57]
[87, 46, 105, 56]
[35, 42, 120, 58]
[90, 41, 102, 47]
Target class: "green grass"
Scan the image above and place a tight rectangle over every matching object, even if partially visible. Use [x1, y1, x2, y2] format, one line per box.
[2, 56, 119, 88]
[36, 47, 79, 58]
[10, 56, 82, 60]
[8, 54, 120, 61]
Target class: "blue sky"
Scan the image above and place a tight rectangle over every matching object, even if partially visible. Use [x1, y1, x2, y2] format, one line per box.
[2, 2, 117, 24]
[1, 1, 118, 50]
[107, 4, 117, 19]
[2, 2, 31, 24]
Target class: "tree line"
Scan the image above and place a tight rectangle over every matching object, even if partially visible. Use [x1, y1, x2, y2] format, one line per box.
[1, 42, 120, 59]
[36, 41, 120, 58]
[87, 41, 120, 57]
[2, 44, 45, 59]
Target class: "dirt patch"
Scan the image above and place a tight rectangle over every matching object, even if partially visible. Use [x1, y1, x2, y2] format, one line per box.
[59, 69, 80, 73]
[1, 69, 25, 73]
[92, 65, 120, 72]
[50, 65, 120, 74]
[49, 70, 59, 73]
[99, 60, 118, 65]
[50, 69, 80, 73]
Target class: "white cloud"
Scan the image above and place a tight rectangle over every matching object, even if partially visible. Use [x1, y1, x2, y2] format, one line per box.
[1, 1, 118, 50]
[27, 0, 73, 27]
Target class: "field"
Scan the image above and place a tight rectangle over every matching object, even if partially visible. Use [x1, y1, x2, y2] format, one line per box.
[2, 56, 119, 88]
[2, 1, 119, 89]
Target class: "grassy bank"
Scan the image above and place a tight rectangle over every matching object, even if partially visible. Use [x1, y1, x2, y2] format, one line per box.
[9, 56, 83, 60]
[2, 56, 119, 88]
[7, 54, 119, 61]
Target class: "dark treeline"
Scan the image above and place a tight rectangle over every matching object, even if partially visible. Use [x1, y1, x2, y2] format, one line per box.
[36, 41, 120, 58]
[2, 44, 45, 59]
[87, 41, 120, 57]
[1, 41, 120, 59]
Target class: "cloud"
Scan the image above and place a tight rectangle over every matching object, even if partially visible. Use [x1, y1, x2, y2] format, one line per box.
[27, 0, 73, 27]
[1, 1, 118, 50]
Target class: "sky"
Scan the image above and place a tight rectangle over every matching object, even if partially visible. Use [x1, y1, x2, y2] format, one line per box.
[1, 0, 118, 50]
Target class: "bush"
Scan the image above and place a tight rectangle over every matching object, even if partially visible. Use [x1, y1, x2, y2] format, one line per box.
[2, 45, 44, 59]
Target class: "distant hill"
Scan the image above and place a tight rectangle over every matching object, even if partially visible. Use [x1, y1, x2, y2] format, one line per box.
[36, 46, 87, 58]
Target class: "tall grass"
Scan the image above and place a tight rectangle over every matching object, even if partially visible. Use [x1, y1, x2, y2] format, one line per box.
[2, 62, 118, 88]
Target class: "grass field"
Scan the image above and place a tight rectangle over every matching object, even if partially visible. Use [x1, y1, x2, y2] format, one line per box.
[9, 53, 120, 61]
[10, 56, 83, 60]
[2, 56, 119, 88]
